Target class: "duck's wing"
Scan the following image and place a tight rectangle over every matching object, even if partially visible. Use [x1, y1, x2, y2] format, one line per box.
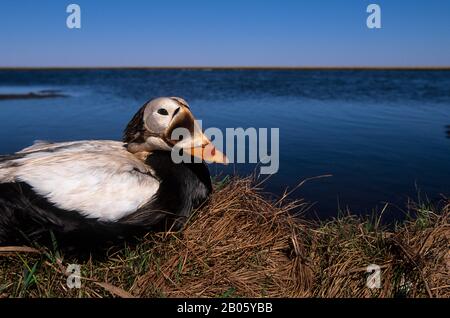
[0, 140, 159, 221]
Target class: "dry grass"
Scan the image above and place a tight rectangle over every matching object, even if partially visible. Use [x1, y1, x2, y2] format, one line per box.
[0, 177, 448, 298]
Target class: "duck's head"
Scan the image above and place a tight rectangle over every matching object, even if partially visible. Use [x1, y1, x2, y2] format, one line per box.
[123, 97, 228, 164]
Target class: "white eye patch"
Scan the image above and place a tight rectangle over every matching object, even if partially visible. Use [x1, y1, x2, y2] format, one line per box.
[144, 113, 170, 134]
[142, 97, 186, 133]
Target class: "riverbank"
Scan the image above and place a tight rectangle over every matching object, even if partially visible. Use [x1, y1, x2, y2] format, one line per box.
[0, 177, 448, 298]
[0, 90, 67, 100]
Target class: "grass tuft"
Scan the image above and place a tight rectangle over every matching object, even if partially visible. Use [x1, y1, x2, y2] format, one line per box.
[0, 177, 448, 298]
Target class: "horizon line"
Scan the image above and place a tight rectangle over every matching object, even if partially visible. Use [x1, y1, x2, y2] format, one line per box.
[0, 66, 449, 71]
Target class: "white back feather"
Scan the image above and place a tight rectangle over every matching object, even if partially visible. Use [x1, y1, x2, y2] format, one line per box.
[0, 140, 159, 221]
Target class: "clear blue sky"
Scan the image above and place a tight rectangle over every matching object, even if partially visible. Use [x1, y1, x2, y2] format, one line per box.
[0, 0, 449, 67]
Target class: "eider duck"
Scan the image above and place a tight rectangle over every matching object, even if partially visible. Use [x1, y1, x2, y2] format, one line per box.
[0, 97, 228, 247]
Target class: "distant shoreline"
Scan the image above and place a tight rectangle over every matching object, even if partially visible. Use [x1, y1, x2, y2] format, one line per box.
[0, 66, 449, 71]
[0, 92, 68, 100]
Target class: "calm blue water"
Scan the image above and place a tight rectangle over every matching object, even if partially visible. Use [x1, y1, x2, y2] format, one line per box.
[0, 70, 449, 221]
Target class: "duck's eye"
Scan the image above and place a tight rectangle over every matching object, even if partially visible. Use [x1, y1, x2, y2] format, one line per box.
[157, 108, 169, 116]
